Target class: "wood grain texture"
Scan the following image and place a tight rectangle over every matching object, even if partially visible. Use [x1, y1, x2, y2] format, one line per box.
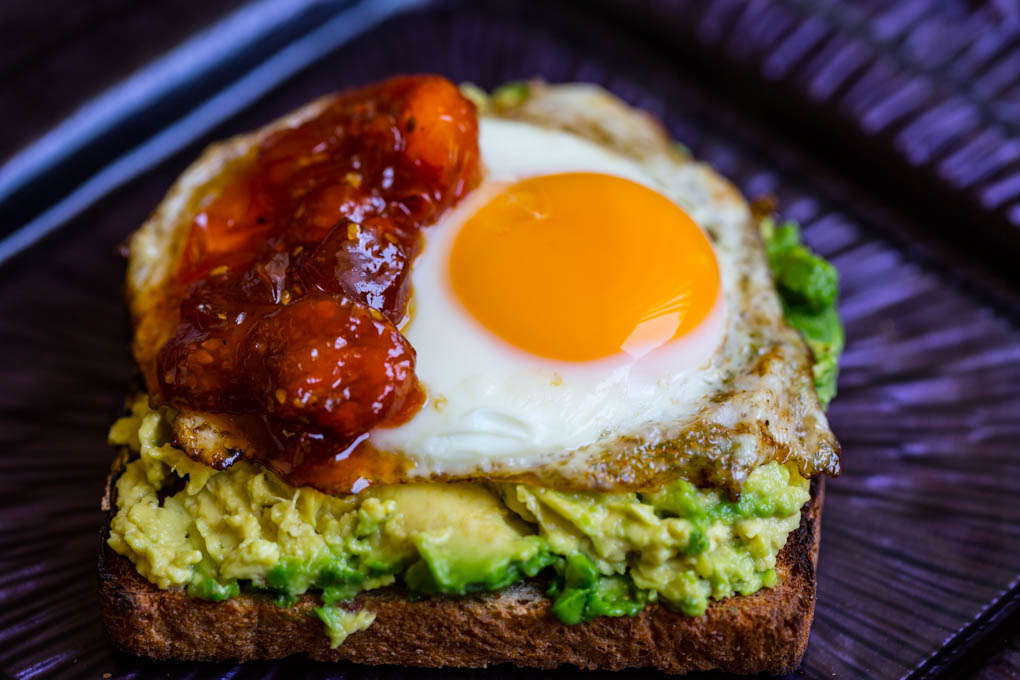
[1, 1, 1019, 679]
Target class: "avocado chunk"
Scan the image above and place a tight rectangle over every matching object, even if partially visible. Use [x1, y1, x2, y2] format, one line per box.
[314, 605, 376, 648]
[374, 483, 555, 595]
[187, 559, 239, 602]
[404, 533, 553, 595]
[547, 553, 652, 624]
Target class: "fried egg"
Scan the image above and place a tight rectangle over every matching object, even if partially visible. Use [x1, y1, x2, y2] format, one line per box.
[370, 119, 727, 466]
[130, 82, 839, 494]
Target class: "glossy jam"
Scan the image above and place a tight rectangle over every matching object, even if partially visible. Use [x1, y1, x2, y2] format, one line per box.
[152, 75, 480, 490]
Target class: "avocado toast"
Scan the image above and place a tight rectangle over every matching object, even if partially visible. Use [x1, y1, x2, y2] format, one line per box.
[99, 474, 822, 673]
[99, 77, 842, 674]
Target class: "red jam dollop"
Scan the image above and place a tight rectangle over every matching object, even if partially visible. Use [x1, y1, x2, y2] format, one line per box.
[151, 75, 480, 485]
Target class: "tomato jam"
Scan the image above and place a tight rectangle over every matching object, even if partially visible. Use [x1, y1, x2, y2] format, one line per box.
[151, 75, 480, 489]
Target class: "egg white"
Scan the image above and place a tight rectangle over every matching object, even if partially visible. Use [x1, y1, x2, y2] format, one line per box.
[369, 119, 727, 469]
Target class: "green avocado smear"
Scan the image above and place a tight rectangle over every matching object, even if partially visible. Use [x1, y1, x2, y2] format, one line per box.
[108, 399, 811, 646]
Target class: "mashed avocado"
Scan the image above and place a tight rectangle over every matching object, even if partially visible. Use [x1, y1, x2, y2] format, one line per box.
[314, 607, 376, 647]
[108, 398, 810, 645]
[503, 463, 808, 619]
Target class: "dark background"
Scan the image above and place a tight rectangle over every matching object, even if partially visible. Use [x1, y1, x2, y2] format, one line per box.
[1, 1, 1020, 678]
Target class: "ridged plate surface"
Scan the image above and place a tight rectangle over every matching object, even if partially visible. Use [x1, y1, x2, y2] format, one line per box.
[1, 1, 1018, 679]
[600, 0, 1020, 232]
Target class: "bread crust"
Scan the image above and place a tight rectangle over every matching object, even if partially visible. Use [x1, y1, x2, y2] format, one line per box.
[98, 477, 822, 675]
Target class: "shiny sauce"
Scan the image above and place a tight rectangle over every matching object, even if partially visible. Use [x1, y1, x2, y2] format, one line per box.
[149, 75, 480, 492]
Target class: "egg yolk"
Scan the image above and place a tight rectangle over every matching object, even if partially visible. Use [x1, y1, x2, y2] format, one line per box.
[449, 172, 721, 362]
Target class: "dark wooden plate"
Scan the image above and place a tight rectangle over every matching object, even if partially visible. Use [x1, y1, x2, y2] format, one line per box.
[1, 1, 1018, 678]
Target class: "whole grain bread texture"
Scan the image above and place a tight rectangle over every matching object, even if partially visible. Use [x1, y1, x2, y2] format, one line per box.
[98, 462, 822, 675]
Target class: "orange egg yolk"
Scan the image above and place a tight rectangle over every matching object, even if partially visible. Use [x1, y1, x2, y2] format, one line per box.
[449, 172, 721, 362]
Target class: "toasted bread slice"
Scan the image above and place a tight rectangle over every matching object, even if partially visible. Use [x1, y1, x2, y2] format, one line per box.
[98, 464, 822, 675]
[103, 80, 831, 674]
